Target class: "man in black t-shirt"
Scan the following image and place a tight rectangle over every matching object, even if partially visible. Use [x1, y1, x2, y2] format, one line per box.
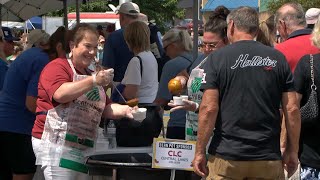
[193, 6, 301, 179]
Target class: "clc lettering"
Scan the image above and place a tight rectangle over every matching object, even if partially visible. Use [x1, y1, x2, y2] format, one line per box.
[168, 150, 182, 157]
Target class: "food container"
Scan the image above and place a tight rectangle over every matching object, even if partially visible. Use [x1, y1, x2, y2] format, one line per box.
[132, 108, 147, 122]
[181, 95, 188, 102]
[173, 95, 188, 105]
[173, 96, 183, 105]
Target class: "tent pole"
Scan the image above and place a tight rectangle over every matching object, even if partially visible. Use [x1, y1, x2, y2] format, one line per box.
[192, 0, 199, 61]
[63, 0, 68, 29]
[0, 4, 2, 29]
[28, 20, 35, 29]
[76, 0, 80, 24]
[63, 0, 68, 53]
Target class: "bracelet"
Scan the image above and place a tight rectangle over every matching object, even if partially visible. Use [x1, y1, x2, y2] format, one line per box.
[92, 73, 97, 86]
[194, 102, 199, 113]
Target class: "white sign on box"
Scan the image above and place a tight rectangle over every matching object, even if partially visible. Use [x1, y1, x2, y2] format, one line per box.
[152, 138, 196, 171]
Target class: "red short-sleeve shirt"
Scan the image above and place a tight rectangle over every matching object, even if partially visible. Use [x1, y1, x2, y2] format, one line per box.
[275, 34, 319, 72]
[32, 58, 112, 139]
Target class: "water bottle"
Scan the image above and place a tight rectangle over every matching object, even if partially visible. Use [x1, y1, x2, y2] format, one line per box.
[104, 120, 117, 149]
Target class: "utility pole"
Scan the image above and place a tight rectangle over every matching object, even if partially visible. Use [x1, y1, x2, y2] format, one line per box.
[119, 0, 131, 5]
[63, 0, 68, 28]
[76, 0, 80, 24]
[192, 0, 199, 61]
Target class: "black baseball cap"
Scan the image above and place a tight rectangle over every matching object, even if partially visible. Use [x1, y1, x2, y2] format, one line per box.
[1, 27, 20, 41]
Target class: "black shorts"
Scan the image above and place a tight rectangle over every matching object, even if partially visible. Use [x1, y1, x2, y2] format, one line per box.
[0, 131, 36, 175]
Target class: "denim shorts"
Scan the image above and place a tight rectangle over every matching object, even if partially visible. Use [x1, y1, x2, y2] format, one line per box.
[301, 166, 320, 180]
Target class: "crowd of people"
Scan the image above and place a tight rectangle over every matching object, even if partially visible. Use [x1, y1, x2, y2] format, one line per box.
[0, 1, 320, 180]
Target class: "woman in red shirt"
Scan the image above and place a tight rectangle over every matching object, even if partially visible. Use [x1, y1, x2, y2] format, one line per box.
[32, 23, 134, 180]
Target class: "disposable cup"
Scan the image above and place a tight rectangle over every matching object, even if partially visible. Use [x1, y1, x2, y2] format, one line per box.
[181, 95, 188, 102]
[132, 108, 147, 122]
[173, 96, 184, 105]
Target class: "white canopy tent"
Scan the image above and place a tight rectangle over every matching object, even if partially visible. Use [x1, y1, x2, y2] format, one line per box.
[0, 0, 86, 21]
[1, 21, 24, 28]
[0, 0, 98, 29]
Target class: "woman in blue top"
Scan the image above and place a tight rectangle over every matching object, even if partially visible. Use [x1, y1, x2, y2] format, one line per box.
[154, 28, 193, 140]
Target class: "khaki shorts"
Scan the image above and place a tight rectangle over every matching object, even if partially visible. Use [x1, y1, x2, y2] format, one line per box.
[206, 156, 285, 180]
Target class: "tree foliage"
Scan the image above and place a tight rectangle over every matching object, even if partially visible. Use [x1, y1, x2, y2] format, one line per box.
[46, 0, 115, 16]
[133, 0, 185, 32]
[267, 0, 320, 13]
[46, 0, 184, 32]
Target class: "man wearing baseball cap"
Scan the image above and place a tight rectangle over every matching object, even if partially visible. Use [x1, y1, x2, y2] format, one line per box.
[1, 27, 19, 59]
[306, 8, 320, 29]
[102, 2, 141, 83]
[0, 27, 19, 93]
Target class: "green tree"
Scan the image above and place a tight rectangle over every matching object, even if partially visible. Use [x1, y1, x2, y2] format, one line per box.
[46, 0, 184, 33]
[133, 0, 185, 32]
[267, 0, 320, 13]
[46, 0, 114, 16]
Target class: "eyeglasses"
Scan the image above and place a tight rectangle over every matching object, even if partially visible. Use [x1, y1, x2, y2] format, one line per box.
[199, 40, 222, 49]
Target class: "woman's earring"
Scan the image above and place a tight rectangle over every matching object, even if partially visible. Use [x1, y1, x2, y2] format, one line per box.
[69, 51, 73, 58]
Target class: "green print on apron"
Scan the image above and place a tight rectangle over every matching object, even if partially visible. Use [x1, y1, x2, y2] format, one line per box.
[36, 59, 106, 173]
[185, 57, 207, 141]
[191, 77, 203, 93]
[85, 87, 101, 101]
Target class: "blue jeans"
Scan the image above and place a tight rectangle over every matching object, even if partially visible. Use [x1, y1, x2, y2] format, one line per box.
[301, 166, 320, 180]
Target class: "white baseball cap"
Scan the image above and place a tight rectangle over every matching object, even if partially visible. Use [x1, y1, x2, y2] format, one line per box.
[306, 8, 320, 25]
[116, 2, 140, 16]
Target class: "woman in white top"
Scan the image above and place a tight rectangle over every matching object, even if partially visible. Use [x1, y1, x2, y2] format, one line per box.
[121, 21, 158, 104]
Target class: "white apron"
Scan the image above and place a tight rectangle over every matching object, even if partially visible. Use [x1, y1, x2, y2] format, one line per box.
[36, 59, 106, 173]
[185, 57, 207, 141]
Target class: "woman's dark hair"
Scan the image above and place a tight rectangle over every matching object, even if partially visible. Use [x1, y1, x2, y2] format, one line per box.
[48, 26, 69, 54]
[205, 6, 230, 39]
[43, 26, 68, 58]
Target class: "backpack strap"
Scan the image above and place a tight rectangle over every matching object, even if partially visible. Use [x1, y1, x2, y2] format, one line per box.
[136, 56, 143, 78]
[180, 55, 193, 73]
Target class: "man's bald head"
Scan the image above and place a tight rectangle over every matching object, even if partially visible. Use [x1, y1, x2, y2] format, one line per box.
[275, 2, 306, 31]
[138, 13, 148, 24]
